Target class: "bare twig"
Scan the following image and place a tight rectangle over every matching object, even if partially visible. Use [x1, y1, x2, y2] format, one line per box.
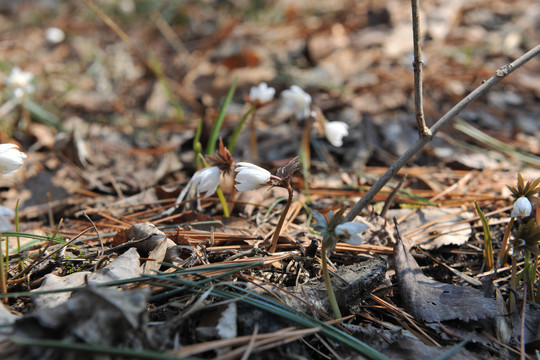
[345, 43, 540, 222]
[411, 0, 431, 138]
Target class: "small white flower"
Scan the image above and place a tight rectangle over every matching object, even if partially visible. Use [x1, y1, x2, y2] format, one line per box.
[281, 85, 311, 120]
[0, 144, 27, 175]
[335, 222, 368, 245]
[0, 205, 14, 233]
[511, 197, 532, 217]
[5, 67, 34, 98]
[192, 166, 220, 197]
[234, 162, 271, 191]
[45, 27, 65, 44]
[324, 121, 349, 147]
[249, 82, 275, 104]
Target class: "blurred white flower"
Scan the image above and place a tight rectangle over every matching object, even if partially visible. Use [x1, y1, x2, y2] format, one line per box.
[45, 27, 65, 44]
[511, 196, 532, 217]
[0, 206, 14, 233]
[281, 85, 311, 120]
[335, 222, 368, 245]
[0, 144, 27, 175]
[5, 67, 34, 98]
[324, 121, 349, 147]
[249, 82, 275, 104]
[192, 166, 220, 197]
[234, 162, 271, 191]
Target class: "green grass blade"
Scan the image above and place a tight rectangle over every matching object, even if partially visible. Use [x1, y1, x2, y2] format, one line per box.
[206, 78, 237, 155]
[23, 99, 63, 130]
[228, 102, 256, 153]
[474, 201, 494, 270]
[433, 333, 474, 360]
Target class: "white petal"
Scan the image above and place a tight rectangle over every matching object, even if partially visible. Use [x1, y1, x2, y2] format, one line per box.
[0, 143, 27, 174]
[281, 85, 311, 120]
[511, 197, 532, 217]
[335, 222, 368, 245]
[196, 166, 221, 197]
[234, 162, 271, 191]
[325, 121, 349, 147]
[249, 82, 275, 103]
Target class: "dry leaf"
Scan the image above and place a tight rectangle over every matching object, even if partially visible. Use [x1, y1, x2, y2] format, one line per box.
[394, 238, 498, 322]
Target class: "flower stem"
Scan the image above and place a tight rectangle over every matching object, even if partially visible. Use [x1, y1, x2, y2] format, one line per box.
[228, 102, 256, 154]
[268, 185, 293, 253]
[322, 246, 342, 319]
[215, 186, 230, 218]
[497, 217, 514, 266]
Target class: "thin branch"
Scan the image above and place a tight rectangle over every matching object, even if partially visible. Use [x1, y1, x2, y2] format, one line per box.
[345, 43, 540, 222]
[411, 0, 431, 138]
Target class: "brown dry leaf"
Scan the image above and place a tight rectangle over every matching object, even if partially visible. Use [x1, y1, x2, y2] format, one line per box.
[12, 286, 150, 360]
[390, 208, 474, 250]
[394, 238, 498, 322]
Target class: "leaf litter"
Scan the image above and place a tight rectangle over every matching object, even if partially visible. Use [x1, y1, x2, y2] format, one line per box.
[0, 0, 539, 359]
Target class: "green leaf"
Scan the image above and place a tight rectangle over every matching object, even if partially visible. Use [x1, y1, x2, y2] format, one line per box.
[206, 78, 237, 155]
[474, 201, 493, 271]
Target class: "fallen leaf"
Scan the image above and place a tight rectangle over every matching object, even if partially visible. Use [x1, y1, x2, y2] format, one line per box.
[14, 286, 149, 359]
[394, 238, 498, 322]
[33, 248, 141, 309]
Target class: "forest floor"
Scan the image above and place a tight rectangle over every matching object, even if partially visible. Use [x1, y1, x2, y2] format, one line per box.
[0, 1, 540, 359]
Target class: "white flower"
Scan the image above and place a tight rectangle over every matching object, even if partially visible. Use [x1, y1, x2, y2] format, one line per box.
[0, 144, 27, 175]
[234, 162, 271, 191]
[0, 206, 14, 233]
[191, 166, 221, 197]
[45, 27, 65, 44]
[511, 197, 532, 217]
[324, 121, 349, 147]
[335, 222, 368, 245]
[0, 206, 14, 232]
[281, 85, 311, 120]
[249, 82, 275, 104]
[5, 67, 35, 98]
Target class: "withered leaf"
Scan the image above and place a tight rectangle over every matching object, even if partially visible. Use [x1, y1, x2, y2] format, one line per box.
[394, 238, 498, 322]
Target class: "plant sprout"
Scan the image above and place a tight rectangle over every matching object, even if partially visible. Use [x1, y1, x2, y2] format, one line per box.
[311, 207, 368, 319]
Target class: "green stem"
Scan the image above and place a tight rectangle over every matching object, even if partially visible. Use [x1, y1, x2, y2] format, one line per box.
[207, 78, 237, 155]
[498, 217, 514, 266]
[228, 102, 256, 154]
[215, 187, 230, 218]
[322, 246, 342, 319]
[193, 118, 203, 168]
[268, 185, 293, 253]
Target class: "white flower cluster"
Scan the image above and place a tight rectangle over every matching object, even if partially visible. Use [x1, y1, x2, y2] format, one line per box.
[248, 82, 275, 104]
[249, 83, 350, 147]
[5, 67, 34, 98]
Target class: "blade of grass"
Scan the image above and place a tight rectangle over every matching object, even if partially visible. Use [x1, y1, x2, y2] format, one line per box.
[454, 119, 540, 167]
[23, 99, 63, 130]
[207, 79, 237, 155]
[228, 102, 256, 153]
[474, 201, 494, 271]
[154, 274, 390, 360]
[193, 118, 203, 168]
[433, 333, 474, 360]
